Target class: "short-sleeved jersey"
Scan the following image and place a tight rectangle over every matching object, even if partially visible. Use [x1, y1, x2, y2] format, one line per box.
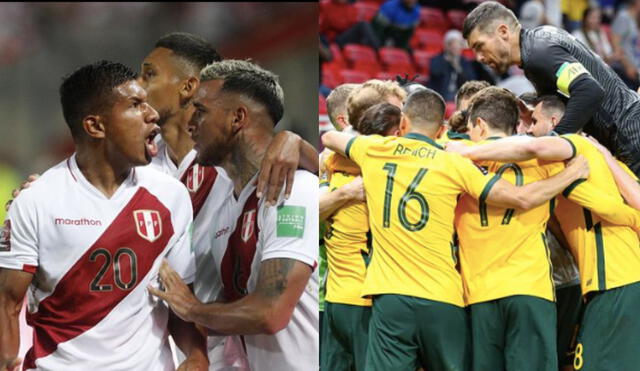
[455, 138, 563, 304]
[0, 155, 195, 370]
[520, 26, 640, 151]
[346, 133, 494, 307]
[205, 170, 319, 371]
[324, 169, 371, 307]
[555, 134, 640, 295]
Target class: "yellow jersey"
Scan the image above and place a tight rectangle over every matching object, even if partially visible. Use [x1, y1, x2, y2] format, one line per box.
[556, 134, 640, 295]
[324, 170, 372, 306]
[346, 133, 495, 307]
[455, 137, 562, 305]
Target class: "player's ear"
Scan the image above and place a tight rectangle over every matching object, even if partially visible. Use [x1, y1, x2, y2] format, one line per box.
[82, 115, 106, 139]
[497, 23, 510, 40]
[398, 114, 411, 136]
[231, 105, 249, 134]
[336, 113, 349, 130]
[435, 124, 447, 139]
[179, 76, 199, 107]
[477, 117, 489, 137]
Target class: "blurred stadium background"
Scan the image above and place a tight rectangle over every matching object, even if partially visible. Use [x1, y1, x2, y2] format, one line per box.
[320, 0, 633, 141]
[0, 2, 318, 223]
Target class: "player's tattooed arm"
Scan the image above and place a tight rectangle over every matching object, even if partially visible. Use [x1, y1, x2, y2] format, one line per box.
[0, 268, 33, 371]
[150, 258, 311, 335]
[256, 131, 319, 206]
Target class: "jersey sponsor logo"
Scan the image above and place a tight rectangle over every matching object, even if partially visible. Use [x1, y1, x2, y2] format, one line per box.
[277, 205, 305, 238]
[555, 61, 589, 96]
[133, 209, 163, 242]
[215, 226, 230, 239]
[54, 218, 102, 226]
[241, 209, 257, 243]
[185, 164, 205, 193]
[0, 219, 10, 252]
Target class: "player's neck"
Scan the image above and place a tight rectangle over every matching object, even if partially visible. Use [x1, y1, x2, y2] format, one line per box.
[225, 130, 272, 198]
[482, 129, 507, 140]
[408, 128, 438, 141]
[160, 112, 194, 167]
[75, 148, 132, 199]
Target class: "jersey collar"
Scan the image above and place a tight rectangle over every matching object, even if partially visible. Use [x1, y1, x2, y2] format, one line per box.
[404, 132, 443, 149]
[447, 130, 471, 140]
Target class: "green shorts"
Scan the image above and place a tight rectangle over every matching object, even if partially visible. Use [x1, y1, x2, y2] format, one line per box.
[321, 301, 372, 371]
[555, 283, 583, 367]
[365, 294, 470, 371]
[573, 281, 640, 371]
[470, 295, 557, 371]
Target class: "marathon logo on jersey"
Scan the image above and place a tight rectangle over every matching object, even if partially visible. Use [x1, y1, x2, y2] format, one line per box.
[277, 205, 305, 238]
[0, 220, 10, 252]
[134, 209, 163, 243]
[186, 164, 205, 193]
[241, 209, 257, 243]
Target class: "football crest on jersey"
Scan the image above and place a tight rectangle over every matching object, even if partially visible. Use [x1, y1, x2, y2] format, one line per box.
[186, 164, 205, 193]
[241, 209, 257, 243]
[133, 210, 163, 243]
[0, 219, 10, 252]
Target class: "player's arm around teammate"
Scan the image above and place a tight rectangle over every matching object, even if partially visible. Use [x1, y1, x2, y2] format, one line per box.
[150, 257, 311, 335]
[320, 176, 365, 221]
[322, 130, 590, 211]
[0, 269, 31, 371]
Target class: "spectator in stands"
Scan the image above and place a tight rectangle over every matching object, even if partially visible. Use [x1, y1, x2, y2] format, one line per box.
[320, 0, 380, 50]
[428, 30, 477, 102]
[371, 0, 420, 51]
[611, 0, 640, 90]
[572, 7, 615, 63]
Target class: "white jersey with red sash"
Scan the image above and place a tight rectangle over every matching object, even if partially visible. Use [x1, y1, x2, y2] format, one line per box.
[0, 154, 195, 371]
[207, 170, 319, 371]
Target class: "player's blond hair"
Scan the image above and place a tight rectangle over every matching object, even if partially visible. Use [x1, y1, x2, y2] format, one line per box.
[326, 83, 358, 129]
[347, 79, 406, 132]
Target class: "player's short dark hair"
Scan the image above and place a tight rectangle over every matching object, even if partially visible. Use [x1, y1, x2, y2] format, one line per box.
[155, 32, 221, 70]
[200, 60, 284, 125]
[403, 88, 446, 128]
[60, 60, 137, 139]
[455, 80, 491, 109]
[468, 86, 519, 135]
[463, 1, 519, 39]
[536, 94, 565, 116]
[518, 91, 538, 106]
[358, 102, 402, 135]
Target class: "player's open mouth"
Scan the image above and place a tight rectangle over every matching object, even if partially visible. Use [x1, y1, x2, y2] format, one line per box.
[145, 128, 160, 157]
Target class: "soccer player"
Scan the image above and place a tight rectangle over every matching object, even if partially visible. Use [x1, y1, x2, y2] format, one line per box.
[448, 108, 640, 371]
[463, 1, 640, 175]
[322, 87, 589, 371]
[321, 102, 404, 371]
[455, 87, 566, 371]
[148, 60, 318, 371]
[0, 61, 207, 370]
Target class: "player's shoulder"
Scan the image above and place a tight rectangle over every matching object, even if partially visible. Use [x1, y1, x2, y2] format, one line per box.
[291, 170, 320, 194]
[135, 165, 191, 203]
[14, 159, 71, 204]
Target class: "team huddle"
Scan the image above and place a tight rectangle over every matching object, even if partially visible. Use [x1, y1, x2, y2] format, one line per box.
[0, 33, 319, 371]
[320, 2, 640, 371]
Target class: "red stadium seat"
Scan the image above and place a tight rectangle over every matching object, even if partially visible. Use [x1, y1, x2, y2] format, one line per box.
[446, 10, 467, 30]
[413, 50, 439, 78]
[354, 2, 379, 22]
[419, 7, 448, 32]
[342, 44, 378, 68]
[354, 59, 382, 76]
[339, 69, 371, 83]
[412, 29, 444, 53]
[461, 48, 476, 61]
[375, 71, 397, 81]
[379, 47, 415, 75]
[329, 43, 346, 68]
[322, 67, 340, 89]
[445, 102, 457, 119]
[319, 94, 327, 115]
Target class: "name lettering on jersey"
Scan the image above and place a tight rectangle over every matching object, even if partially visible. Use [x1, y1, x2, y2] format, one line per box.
[277, 206, 306, 238]
[133, 210, 162, 242]
[185, 164, 205, 193]
[54, 218, 102, 226]
[392, 144, 437, 159]
[241, 209, 257, 243]
[0, 219, 10, 252]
